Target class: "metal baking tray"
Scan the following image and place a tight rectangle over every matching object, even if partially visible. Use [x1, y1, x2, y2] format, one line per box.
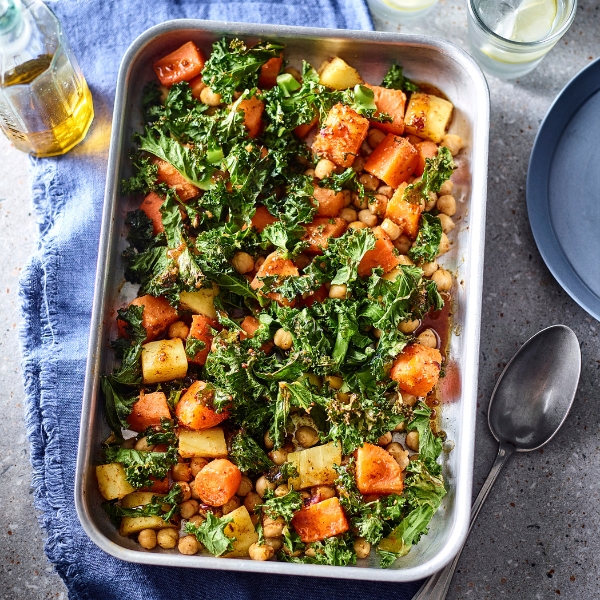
[75, 19, 489, 581]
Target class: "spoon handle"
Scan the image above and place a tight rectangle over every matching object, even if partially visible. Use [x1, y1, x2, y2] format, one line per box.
[412, 440, 516, 600]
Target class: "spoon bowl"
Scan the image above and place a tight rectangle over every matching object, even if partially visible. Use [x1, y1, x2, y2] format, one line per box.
[488, 324, 581, 451]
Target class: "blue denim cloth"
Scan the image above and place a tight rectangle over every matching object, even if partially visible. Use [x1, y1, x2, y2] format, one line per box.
[19, 1, 422, 598]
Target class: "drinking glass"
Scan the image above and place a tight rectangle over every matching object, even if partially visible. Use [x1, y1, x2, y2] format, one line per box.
[467, 0, 577, 79]
[367, 0, 439, 26]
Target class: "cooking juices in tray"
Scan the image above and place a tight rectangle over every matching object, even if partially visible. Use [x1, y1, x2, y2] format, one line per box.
[95, 36, 465, 567]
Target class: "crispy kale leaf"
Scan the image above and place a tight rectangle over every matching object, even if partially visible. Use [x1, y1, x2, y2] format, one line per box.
[382, 64, 419, 93]
[404, 146, 455, 204]
[103, 446, 178, 489]
[185, 512, 234, 556]
[121, 156, 159, 195]
[229, 432, 274, 474]
[261, 488, 303, 523]
[408, 213, 443, 264]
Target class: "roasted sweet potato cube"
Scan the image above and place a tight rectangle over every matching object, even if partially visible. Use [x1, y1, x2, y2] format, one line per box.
[312, 186, 345, 217]
[239, 315, 273, 352]
[258, 54, 283, 89]
[294, 114, 318, 139]
[404, 93, 454, 143]
[175, 380, 228, 430]
[365, 84, 406, 135]
[355, 443, 405, 495]
[153, 41, 205, 87]
[301, 217, 347, 255]
[364, 134, 418, 188]
[152, 157, 199, 201]
[301, 285, 328, 308]
[140, 192, 165, 235]
[358, 226, 401, 277]
[126, 391, 171, 432]
[251, 251, 299, 306]
[385, 186, 423, 240]
[390, 343, 443, 397]
[312, 103, 370, 168]
[250, 205, 278, 233]
[117, 295, 179, 342]
[187, 315, 217, 366]
[291, 497, 349, 543]
[237, 95, 265, 138]
[414, 140, 439, 177]
[141, 476, 170, 494]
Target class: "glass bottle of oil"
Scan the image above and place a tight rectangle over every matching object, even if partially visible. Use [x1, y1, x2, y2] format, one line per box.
[0, 0, 93, 157]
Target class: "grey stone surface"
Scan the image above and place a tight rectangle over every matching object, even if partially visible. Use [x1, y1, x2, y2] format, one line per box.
[0, 4, 598, 600]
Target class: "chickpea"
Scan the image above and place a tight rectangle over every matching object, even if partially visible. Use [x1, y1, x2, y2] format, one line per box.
[417, 328, 438, 349]
[134, 437, 155, 452]
[304, 546, 317, 558]
[250, 513, 261, 526]
[422, 260, 439, 277]
[275, 484, 289, 498]
[274, 328, 293, 350]
[292, 253, 310, 271]
[179, 499, 199, 519]
[348, 220, 368, 230]
[254, 256, 266, 270]
[424, 191, 438, 212]
[168, 320, 190, 340]
[269, 447, 288, 466]
[300, 491, 311, 501]
[138, 528, 157, 550]
[314, 159, 336, 179]
[358, 209, 378, 227]
[120, 437, 136, 449]
[354, 537, 371, 559]
[367, 128, 386, 149]
[249, 542, 275, 561]
[437, 232, 451, 256]
[352, 155, 366, 173]
[187, 514, 205, 527]
[222, 495, 241, 515]
[200, 86, 222, 107]
[386, 442, 410, 470]
[178, 535, 201, 555]
[342, 189, 352, 207]
[394, 421, 406, 432]
[157, 528, 179, 549]
[406, 430, 420, 452]
[303, 168, 316, 178]
[177, 482, 192, 502]
[373, 328, 382, 339]
[340, 207, 358, 223]
[324, 375, 343, 389]
[311, 485, 336, 501]
[397, 255, 414, 266]
[190, 481, 201, 501]
[359, 173, 380, 191]
[284, 66, 302, 81]
[172, 463, 192, 482]
[380, 218, 400, 241]
[189, 457, 208, 478]
[439, 179, 454, 196]
[368, 194, 388, 218]
[393, 234, 412, 255]
[237, 475, 253, 497]
[263, 515, 285, 538]
[377, 431, 393, 446]
[442, 134, 464, 156]
[398, 319, 420, 334]
[256, 476, 277, 498]
[432, 268, 452, 292]
[437, 194, 457, 216]
[329, 284, 347, 300]
[376, 185, 394, 199]
[264, 431, 275, 450]
[232, 251, 254, 274]
[438, 213, 456, 234]
[360, 140, 373, 156]
[352, 191, 368, 210]
[401, 392, 418, 407]
[296, 426, 319, 448]
[265, 537, 283, 552]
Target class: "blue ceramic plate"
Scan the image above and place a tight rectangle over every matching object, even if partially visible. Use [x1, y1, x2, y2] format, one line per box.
[527, 57, 600, 321]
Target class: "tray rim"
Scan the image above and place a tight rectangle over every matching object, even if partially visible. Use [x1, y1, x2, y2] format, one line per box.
[75, 18, 490, 582]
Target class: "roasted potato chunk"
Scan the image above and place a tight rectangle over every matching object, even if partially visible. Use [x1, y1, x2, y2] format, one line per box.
[318, 57, 364, 90]
[404, 93, 454, 143]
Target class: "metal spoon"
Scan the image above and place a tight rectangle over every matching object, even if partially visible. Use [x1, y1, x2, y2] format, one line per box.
[413, 324, 581, 600]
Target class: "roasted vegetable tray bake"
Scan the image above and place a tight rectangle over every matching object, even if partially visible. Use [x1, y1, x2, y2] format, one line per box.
[75, 20, 489, 581]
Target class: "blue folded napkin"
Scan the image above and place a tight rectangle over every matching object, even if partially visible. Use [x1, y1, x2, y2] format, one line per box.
[19, 1, 423, 598]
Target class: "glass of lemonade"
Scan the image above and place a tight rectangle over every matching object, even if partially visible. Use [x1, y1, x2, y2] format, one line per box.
[468, 0, 577, 79]
[367, 0, 439, 25]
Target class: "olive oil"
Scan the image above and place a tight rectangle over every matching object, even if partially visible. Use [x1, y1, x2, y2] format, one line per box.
[0, 0, 94, 157]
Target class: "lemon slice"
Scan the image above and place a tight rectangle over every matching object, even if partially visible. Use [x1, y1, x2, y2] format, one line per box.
[510, 0, 558, 41]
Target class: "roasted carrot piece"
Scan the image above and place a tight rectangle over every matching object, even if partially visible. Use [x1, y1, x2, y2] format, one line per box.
[194, 459, 242, 507]
[187, 315, 217, 366]
[364, 84, 406, 136]
[385, 185, 423, 240]
[390, 343, 443, 397]
[251, 251, 299, 307]
[175, 380, 228, 430]
[152, 158, 199, 202]
[239, 315, 273, 353]
[250, 205, 278, 233]
[153, 41, 205, 87]
[414, 140, 439, 177]
[291, 497, 349, 543]
[117, 295, 179, 342]
[126, 391, 171, 432]
[355, 443, 404, 495]
[302, 217, 347, 255]
[258, 54, 283, 89]
[364, 134, 418, 188]
[294, 114, 318, 139]
[237, 95, 265, 138]
[357, 227, 401, 277]
[313, 186, 346, 218]
[140, 192, 165, 235]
